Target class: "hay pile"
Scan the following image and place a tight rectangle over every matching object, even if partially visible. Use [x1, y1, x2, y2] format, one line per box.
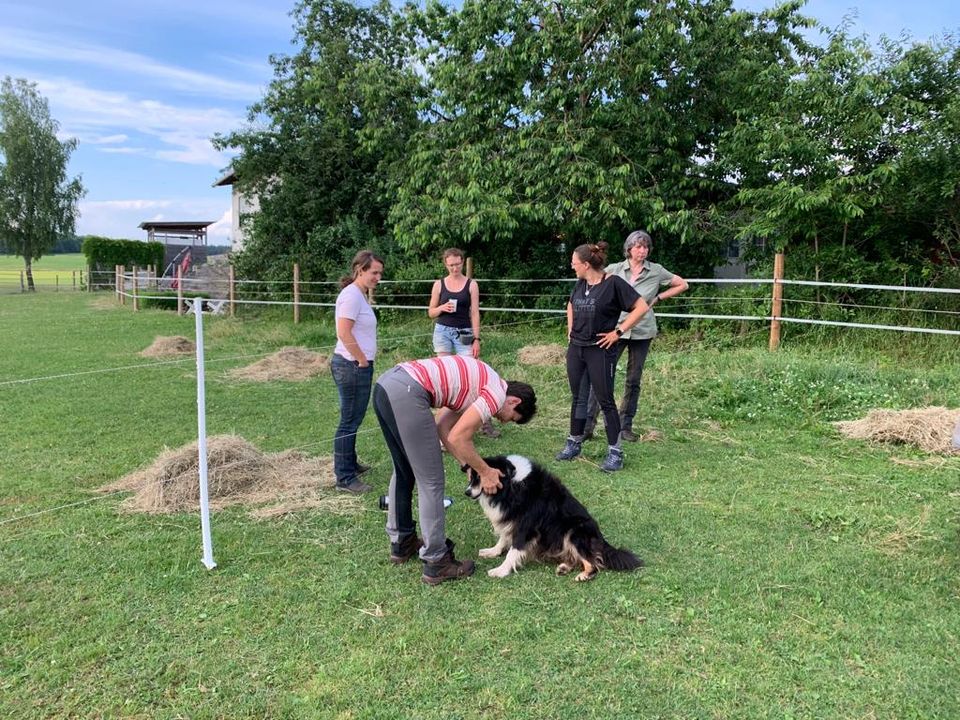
[97, 435, 361, 519]
[517, 344, 566, 366]
[229, 346, 330, 382]
[140, 336, 195, 357]
[835, 407, 960, 455]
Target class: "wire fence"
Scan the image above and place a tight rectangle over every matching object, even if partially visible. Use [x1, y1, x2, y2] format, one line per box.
[106, 260, 960, 339]
[0, 269, 87, 294]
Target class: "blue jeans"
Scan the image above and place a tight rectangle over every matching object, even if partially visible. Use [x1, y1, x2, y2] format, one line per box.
[432, 324, 473, 355]
[331, 354, 374, 487]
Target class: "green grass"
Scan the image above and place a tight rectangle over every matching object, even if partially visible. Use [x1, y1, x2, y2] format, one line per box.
[0, 253, 86, 272]
[2, 293, 959, 719]
[0, 253, 88, 292]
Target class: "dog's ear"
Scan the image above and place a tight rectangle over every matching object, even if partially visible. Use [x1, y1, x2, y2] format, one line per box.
[460, 463, 470, 474]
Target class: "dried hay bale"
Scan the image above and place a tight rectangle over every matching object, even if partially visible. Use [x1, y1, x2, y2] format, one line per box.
[228, 346, 330, 382]
[140, 336, 195, 357]
[835, 407, 960, 455]
[97, 435, 361, 518]
[517, 344, 566, 366]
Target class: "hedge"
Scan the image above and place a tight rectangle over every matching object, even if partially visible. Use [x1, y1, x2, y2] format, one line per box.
[81, 237, 164, 272]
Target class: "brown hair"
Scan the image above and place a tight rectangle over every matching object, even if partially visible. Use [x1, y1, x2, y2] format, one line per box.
[442, 248, 465, 262]
[572, 242, 609, 271]
[340, 250, 384, 288]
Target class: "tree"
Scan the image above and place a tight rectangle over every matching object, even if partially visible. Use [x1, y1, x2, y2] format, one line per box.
[388, 0, 815, 276]
[0, 77, 85, 290]
[213, 0, 423, 283]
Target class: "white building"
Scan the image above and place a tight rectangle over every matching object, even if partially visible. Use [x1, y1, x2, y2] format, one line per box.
[213, 168, 259, 252]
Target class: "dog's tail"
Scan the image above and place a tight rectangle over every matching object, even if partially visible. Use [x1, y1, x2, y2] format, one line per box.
[601, 542, 643, 572]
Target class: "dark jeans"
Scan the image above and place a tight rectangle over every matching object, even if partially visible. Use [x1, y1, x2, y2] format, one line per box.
[566, 343, 621, 446]
[331, 354, 373, 487]
[584, 338, 652, 433]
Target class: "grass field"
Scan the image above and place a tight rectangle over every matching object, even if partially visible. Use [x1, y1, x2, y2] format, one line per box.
[0, 253, 87, 291]
[2, 292, 959, 719]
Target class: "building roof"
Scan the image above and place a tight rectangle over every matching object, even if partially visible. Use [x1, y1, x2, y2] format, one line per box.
[139, 221, 216, 231]
[213, 168, 237, 187]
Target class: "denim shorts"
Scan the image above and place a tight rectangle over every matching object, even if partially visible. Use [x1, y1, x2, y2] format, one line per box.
[432, 324, 473, 356]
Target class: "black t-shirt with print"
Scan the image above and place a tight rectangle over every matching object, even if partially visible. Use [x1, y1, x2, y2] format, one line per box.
[568, 275, 640, 346]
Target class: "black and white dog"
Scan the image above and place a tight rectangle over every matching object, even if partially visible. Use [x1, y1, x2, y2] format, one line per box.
[464, 454, 643, 581]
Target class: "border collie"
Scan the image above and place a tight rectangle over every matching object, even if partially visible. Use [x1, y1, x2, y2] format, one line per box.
[464, 454, 643, 581]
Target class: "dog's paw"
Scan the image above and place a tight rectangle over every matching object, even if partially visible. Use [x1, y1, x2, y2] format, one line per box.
[478, 547, 501, 558]
[487, 566, 513, 578]
[556, 563, 573, 576]
[575, 569, 598, 582]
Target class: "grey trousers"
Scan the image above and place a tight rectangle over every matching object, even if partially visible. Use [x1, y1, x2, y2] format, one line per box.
[372, 366, 449, 562]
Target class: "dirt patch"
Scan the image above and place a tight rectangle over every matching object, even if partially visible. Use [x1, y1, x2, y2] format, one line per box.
[96, 435, 361, 518]
[835, 407, 960, 455]
[228, 346, 330, 382]
[140, 336, 196, 357]
[517, 344, 566, 365]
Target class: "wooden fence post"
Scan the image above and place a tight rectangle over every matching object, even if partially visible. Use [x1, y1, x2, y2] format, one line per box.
[769, 252, 784, 351]
[119, 265, 126, 305]
[177, 266, 184, 316]
[228, 264, 236, 317]
[466, 257, 474, 279]
[20, 271, 24, 293]
[133, 265, 140, 312]
[293, 262, 300, 324]
[72, 271, 76, 291]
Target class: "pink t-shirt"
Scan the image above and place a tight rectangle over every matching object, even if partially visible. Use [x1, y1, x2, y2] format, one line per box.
[399, 356, 507, 422]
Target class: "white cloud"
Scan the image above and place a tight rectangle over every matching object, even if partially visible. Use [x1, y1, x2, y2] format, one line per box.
[89, 134, 129, 145]
[34, 77, 242, 167]
[0, 26, 265, 101]
[77, 198, 231, 243]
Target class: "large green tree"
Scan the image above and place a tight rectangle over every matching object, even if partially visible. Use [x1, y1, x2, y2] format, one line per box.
[0, 77, 85, 290]
[389, 0, 814, 276]
[213, 0, 423, 282]
[716, 27, 960, 286]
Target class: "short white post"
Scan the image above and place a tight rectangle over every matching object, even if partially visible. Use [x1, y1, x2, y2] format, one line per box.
[190, 299, 217, 570]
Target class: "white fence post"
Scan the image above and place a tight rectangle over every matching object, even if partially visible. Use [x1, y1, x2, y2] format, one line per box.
[190, 299, 217, 570]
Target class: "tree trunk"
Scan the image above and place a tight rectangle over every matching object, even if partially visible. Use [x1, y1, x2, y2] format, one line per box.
[24, 258, 36, 291]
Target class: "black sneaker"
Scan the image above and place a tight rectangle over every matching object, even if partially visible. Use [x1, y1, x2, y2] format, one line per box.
[336, 479, 373, 494]
[421, 540, 476, 585]
[620, 429, 640, 443]
[390, 534, 424, 564]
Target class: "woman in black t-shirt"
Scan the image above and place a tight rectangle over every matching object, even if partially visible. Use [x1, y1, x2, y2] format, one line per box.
[556, 242, 651, 472]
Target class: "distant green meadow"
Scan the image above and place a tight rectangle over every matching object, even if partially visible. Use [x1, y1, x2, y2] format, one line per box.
[0, 253, 87, 290]
[1, 291, 959, 719]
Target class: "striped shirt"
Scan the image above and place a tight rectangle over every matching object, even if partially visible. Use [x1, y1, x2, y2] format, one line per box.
[399, 356, 507, 422]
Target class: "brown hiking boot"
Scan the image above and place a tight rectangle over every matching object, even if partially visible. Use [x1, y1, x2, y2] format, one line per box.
[390, 534, 424, 565]
[421, 540, 475, 585]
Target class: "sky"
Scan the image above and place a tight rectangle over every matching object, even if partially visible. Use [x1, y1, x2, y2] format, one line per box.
[1, 1, 957, 246]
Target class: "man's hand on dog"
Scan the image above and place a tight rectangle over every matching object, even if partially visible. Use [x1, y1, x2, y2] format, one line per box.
[460, 462, 503, 494]
[479, 466, 503, 494]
